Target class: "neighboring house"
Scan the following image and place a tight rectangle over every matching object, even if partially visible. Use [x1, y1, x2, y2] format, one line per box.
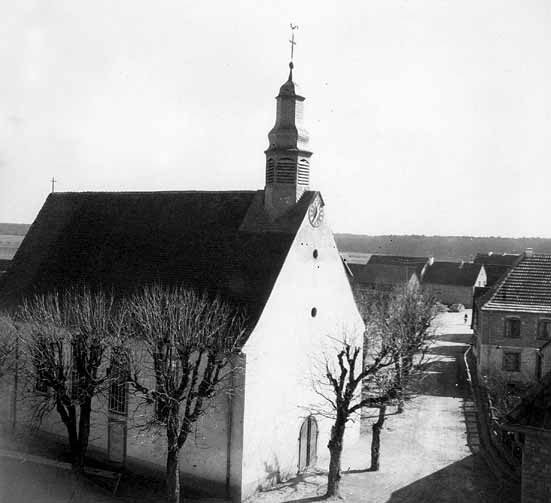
[0, 62, 364, 502]
[473, 251, 551, 385]
[348, 263, 420, 295]
[504, 371, 551, 503]
[368, 254, 432, 281]
[340, 252, 371, 265]
[422, 261, 487, 308]
[474, 252, 521, 287]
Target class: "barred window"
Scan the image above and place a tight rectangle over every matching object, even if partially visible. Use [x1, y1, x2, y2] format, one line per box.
[503, 352, 521, 372]
[108, 355, 129, 416]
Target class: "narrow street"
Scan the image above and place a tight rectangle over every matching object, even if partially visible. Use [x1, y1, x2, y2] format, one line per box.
[252, 311, 520, 503]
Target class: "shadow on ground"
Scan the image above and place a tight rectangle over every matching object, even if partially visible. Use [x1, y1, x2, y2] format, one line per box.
[386, 454, 519, 503]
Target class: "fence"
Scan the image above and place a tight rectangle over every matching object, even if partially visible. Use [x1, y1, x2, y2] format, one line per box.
[465, 347, 522, 478]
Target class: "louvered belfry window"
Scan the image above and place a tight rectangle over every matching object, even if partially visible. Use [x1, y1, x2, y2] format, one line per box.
[297, 159, 310, 186]
[266, 158, 275, 184]
[276, 158, 297, 184]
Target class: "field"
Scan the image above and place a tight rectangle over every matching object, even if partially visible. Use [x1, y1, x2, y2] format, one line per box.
[0, 235, 24, 260]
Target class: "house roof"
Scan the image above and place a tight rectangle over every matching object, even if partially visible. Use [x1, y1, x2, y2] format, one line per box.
[474, 253, 521, 267]
[368, 254, 429, 277]
[0, 259, 10, 273]
[423, 261, 484, 287]
[506, 369, 551, 431]
[0, 191, 317, 323]
[483, 264, 512, 287]
[482, 254, 551, 314]
[348, 263, 418, 288]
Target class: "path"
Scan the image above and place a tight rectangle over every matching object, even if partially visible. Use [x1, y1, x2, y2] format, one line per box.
[251, 311, 519, 503]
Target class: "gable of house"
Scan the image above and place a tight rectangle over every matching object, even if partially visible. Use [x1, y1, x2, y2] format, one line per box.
[423, 261, 485, 287]
[348, 262, 419, 292]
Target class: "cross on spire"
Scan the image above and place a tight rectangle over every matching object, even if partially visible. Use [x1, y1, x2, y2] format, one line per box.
[289, 23, 298, 63]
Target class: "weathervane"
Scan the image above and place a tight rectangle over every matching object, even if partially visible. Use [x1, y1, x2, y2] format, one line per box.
[289, 23, 299, 64]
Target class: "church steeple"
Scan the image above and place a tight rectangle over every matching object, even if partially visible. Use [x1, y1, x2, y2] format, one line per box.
[264, 55, 313, 218]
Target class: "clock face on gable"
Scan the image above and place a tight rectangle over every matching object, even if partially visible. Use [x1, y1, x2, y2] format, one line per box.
[308, 197, 325, 227]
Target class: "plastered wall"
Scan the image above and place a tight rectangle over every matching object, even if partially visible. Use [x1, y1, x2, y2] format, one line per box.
[240, 209, 364, 498]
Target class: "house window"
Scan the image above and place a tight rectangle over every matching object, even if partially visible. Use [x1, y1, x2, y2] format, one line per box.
[538, 320, 551, 340]
[505, 318, 521, 338]
[503, 352, 521, 372]
[108, 355, 129, 416]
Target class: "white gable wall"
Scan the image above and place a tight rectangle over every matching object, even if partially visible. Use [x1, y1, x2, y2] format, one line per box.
[240, 207, 364, 498]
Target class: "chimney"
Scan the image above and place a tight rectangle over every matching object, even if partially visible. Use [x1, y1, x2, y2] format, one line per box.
[525, 248, 534, 258]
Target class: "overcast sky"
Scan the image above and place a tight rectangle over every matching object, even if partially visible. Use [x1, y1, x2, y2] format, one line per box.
[1, 1, 550, 237]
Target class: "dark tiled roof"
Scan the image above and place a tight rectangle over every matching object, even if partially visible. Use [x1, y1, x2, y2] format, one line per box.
[423, 261, 484, 287]
[484, 264, 512, 287]
[0, 259, 11, 273]
[0, 191, 317, 323]
[506, 370, 551, 430]
[349, 263, 418, 289]
[368, 254, 429, 277]
[474, 253, 521, 267]
[483, 254, 551, 314]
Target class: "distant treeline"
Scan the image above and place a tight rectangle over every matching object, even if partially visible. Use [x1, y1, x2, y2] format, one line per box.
[335, 234, 551, 262]
[0, 223, 31, 236]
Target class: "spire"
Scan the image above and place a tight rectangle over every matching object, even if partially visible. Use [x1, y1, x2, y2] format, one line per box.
[264, 31, 313, 218]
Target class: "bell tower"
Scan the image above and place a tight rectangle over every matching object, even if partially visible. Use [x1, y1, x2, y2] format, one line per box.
[264, 37, 313, 218]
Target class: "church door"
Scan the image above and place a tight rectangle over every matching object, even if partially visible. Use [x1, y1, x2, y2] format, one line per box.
[298, 416, 318, 472]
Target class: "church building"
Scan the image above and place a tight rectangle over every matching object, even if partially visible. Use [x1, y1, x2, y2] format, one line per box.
[0, 60, 364, 501]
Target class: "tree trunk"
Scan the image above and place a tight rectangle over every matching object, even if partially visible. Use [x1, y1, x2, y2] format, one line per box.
[166, 446, 180, 503]
[166, 413, 181, 503]
[76, 398, 92, 472]
[326, 416, 346, 498]
[370, 405, 386, 471]
[57, 401, 81, 472]
[394, 356, 404, 414]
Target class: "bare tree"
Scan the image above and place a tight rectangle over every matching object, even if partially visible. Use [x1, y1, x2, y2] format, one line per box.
[0, 315, 16, 378]
[312, 329, 398, 498]
[16, 288, 122, 472]
[383, 285, 437, 412]
[122, 285, 248, 503]
[357, 284, 437, 472]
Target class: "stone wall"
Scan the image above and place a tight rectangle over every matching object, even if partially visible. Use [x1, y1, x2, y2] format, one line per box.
[522, 430, 551, 503]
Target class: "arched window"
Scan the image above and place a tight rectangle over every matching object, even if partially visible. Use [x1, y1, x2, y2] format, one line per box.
[108, 352, 129, 416]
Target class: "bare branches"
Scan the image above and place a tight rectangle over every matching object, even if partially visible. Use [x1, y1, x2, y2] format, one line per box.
[13, 287, 122, 471]
[121, 284, 249, 503]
